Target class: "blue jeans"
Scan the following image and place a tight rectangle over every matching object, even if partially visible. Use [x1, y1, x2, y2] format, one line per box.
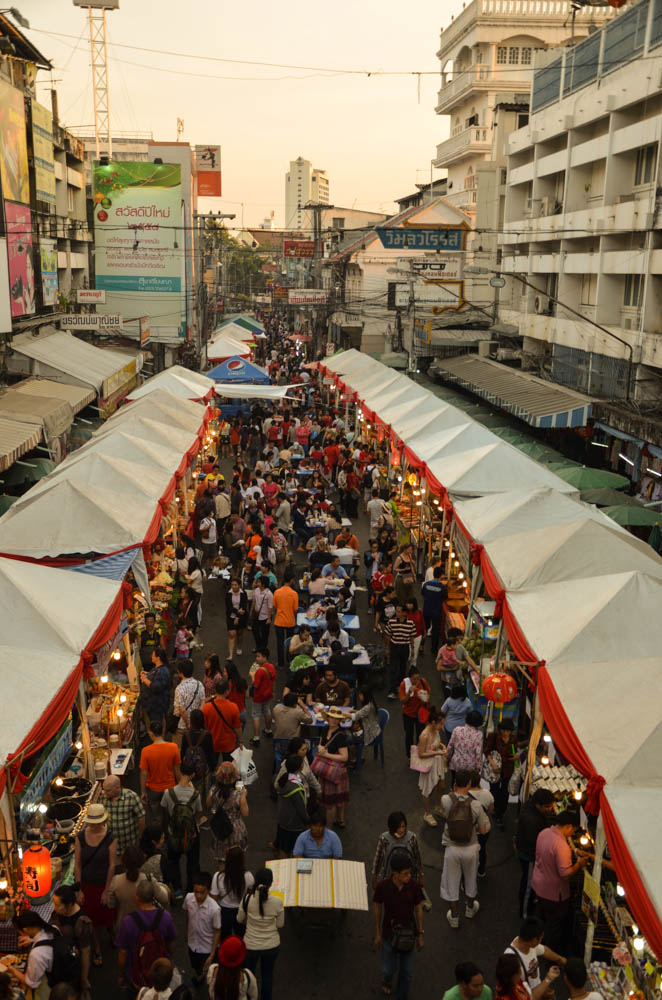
[381, 940, 414, 1000]
[245, 945, 280, 1000]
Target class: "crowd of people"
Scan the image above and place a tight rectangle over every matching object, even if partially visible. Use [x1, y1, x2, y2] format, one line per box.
[11, 317, 598, 1000]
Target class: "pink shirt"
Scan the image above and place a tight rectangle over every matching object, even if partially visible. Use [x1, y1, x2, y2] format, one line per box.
[531, 826, 574, 901]
[447, 724, 483, 773]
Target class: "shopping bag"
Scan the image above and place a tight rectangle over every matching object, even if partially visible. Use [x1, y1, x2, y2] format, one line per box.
[231, 747, 259, 786]
[409, 745, 432, 773]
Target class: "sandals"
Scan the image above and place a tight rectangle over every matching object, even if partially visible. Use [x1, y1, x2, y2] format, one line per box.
[93, 952, 103, 967]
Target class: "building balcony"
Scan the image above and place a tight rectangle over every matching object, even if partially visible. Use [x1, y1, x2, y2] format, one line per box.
[444, 187, 477, 211]
[434, 126, 491, 168]
[435, 65, 532, 115]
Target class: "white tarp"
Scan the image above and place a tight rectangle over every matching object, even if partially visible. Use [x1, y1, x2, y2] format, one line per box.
[427, 440, 577, 499]
[127, 366, 215, 402]
[217, 321, 258, 342]
[66, 429, 188, 481]
[214, 383, 302, 400]
[453, 488, 613, 543]
[0, 556, 121, 770]
[110, 389, 207, 436]
[207, 334, 251, 360]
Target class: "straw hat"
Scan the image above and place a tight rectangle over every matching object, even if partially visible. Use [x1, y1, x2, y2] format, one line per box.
[218, 935, 246, 968]
[85, 804, 108, 825]
[324, 706, 345, 722]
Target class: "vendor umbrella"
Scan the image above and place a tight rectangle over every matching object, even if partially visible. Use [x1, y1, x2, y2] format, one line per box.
[602, 505, 661, 527]
[581, 488, 642, 507]
[516, 442, 563, 462]
[554, 466, 630, 491]
[649, 522, 662, 552]
[491, 427, 531, 445]
[1, 457, 55, 486]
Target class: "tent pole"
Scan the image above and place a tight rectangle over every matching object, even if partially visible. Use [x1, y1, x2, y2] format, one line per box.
[522, 694, 543, 803]
[465, 568, 481, 638]
[584, 815, 606, 965]
[77, 682, 94, 782]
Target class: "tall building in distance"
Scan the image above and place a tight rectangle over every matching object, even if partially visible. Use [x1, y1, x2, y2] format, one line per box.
[432, 0, 612, 218]
[285, 157, 329, 229]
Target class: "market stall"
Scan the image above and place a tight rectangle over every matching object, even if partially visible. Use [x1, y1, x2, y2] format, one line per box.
[126, 365, 216, 403]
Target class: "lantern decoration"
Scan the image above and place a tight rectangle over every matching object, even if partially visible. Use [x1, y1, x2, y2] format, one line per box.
[407, 472, 419, 488]
[22, 845, 52, 899]
[482, 672, 518, 707]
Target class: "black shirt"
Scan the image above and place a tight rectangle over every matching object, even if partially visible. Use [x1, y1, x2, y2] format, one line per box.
[515, 800, 552, 860]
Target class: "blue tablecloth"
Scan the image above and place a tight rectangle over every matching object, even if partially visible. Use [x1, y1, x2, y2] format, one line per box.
[296, 612, 360, 630]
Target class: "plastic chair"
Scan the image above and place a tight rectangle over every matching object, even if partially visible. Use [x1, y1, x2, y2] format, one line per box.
[283, 635, 293, 663]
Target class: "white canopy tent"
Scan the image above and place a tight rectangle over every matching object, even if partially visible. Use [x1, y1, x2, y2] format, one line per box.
[108, 389, 207, 436]
[214, 383, 301, 400]
[453, 488, 614, 543]
[207, 334, 251, 361]
[127, 366, 215, 403]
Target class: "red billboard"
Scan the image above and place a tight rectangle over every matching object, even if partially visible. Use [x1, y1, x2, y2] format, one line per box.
[284, 240, 314, 258]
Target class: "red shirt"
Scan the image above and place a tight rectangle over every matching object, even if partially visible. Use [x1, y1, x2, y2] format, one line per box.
[202, 697, 241, 752]
[406, 609, 426, 637]
[324, 444, 339, 467]
[252, 661, 276, 704]
[227, 682, 246, 713]
[399, 677, 431, 719]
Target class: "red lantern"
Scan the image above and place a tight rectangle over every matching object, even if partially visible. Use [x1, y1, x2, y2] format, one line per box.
[482, 672, 518, 706]
[22, 845, 52, 899]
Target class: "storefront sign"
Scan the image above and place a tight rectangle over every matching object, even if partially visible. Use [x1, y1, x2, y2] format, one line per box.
[0, 79, 29, 205]
[31, 101, 56, 206]
[62, 314, 123, 330]
[273, 286, 290, 300]
[376, 227, 465, 251]
[288, 290, 327, 305]
[139, 315, 150, 347]
[194, 144, 222, 197]
[40, 239, 58, 306]
[6, 201, 35, 317]
[284, 240, 314, 258]
[19, 719, 73, 824]
[77, 288, 106, 304]
[396, 280, 463, 309]
[403, 255, 464, 281]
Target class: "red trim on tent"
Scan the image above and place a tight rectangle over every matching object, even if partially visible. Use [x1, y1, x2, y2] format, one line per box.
[0, 585, 124, 796]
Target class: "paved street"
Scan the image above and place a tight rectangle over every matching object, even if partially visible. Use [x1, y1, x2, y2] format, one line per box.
[94, 461, 523, 999]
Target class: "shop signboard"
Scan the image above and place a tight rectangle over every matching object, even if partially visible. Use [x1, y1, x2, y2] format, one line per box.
[139, 315, 150, 347]
[77, 288, 106, 304]
[19, 719, 73, 825]
[93, 160, 184, 342]
[0, 78, 29, 205]
[273, 286, 290, 300]
[284, 240, 314, 258]
[62, 314, 123, 330]
[376, 227, 465, 251]
[288, 289, 326, 305]
[194, 144, 222, 197]
[396, 280, 463, 309]
[40, 239, 58, 306]
[31, 101, 56, 206]
[400, 255, 464, 281]
[6, 201, 35, 317]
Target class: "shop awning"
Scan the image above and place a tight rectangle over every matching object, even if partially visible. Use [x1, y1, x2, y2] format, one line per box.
[10, 378, 95, 415]
[0, 418, 41, 472]
[432, 354, 593, 428]
[10, 330, 140, 400]
[428, 328, 493, 347]
[0, 556, 123, 792]
[0, 389, 74, 443]
[126, 365, 215, 403]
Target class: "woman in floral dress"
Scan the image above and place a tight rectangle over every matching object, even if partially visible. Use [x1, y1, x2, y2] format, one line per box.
[207, 761, 249, 864]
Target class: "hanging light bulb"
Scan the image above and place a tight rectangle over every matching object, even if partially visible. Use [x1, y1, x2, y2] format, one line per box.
[100, 675, 108, 684]
[112, 650, 121, 661]
[450, 551, 456, 558]
[55, 777, 63, 787]
[458, 571, 465, 580]
[616, 884, 626, 897]
[0, 875, 7, 891]
[633, 937, 645, 953]
[38, 803, 48, 815]
[543, 733, 552, 743]
[541, 755, 550, 766]
[454, 560, 460, 568]
[573, 790, 583, 801]
[444, 540, 450, 548]
[579, 835, 589, 846]
[75, 741, 83, 751]
[120, 694, 127, 703]
[415, 501, 423, 506]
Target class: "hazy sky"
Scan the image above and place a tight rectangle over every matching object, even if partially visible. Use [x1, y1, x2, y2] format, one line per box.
[20, 0, 462, 227]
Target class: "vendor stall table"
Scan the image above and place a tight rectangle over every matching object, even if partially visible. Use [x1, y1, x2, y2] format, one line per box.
[296, 613, 360, 630]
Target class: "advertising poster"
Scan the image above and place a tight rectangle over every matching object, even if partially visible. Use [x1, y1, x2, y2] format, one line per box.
[31, 101, 56, 206]
[194, 145, 222, 197]
[0, 79, 29, 205]
[6, 201, 35, 317]
[93, 160, 183, 342]
[39, 238, 58, 305]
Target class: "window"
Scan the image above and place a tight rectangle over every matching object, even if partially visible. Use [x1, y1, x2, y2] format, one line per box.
[67, 186, 74, 213]
[634, 144, 657, 186]
[581, 273, 597, 306]
[624, 274, 643, 307]
[521, 47, 532, 64]
[509, 47, 519, 64]
[332, 217, 345, 229]
[517, 112, 529, 128]
[497, 46, 507, 64]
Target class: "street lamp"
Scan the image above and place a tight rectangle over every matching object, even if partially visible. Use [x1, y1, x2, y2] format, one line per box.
[465, 265, 634, 400]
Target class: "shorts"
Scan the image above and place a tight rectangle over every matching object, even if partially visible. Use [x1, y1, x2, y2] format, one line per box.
[251, 699, 272, 720]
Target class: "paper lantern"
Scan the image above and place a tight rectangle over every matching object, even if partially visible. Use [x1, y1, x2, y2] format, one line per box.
[482, 672, 518, 706]
[22, 845, 52, 898]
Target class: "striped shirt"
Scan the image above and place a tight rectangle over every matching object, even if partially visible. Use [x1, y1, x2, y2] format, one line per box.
[385, 618, 416, 646]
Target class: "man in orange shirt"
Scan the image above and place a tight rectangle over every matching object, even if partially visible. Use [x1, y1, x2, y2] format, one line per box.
[273, 577, 299, 669]
[202, 679, 242, 764]
[139, 720, 181, 825]
[335, 526, 360, 552]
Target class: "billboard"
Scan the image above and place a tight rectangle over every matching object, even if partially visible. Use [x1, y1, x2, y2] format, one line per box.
[31, 102, 56, 206]
[288, 289, 326, 305]
[77, 288, 106, 303]
[194, 145, 222, 197]
[0, 79, 29, 205]
[284, 240, 314, 258]
[6, 201, 34, 317]
[39, 238, 58, 306]
[93, 160, 184, 342]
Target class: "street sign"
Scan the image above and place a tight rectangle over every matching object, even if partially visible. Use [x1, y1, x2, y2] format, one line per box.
[288, 290, 327, 305]
[61, 314, 123, 330]
[490, 276, 506, 288]
[139, 316, 150, 347]
[396, 280, 463, 309]
[77, 288, 106, 304]
[376, 227, 465, 251]
[401, 256, 464, 281]
[284, 240, 314, 258]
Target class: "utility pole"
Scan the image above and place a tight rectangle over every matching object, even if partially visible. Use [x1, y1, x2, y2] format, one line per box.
[304, 201, 334, 356]
[193, 211, 235, 366]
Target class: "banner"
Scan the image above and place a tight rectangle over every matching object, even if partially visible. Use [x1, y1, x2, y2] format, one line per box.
[284, 240, 314, 258]
[0, 79, 29, 205]
[288, 289, 326, 305]
[31, 101, 55, 206]
[93, 160, 184, 343]
[77, 289, 106, 303]
[39, 238, 58, 306]
[194, 145, 222, 197]
[6, 201, 35, 317]
[61, 314, 122, 330]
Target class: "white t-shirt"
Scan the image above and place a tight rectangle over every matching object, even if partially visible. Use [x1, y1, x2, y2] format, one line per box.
[25, 930, 54, 989]
[183, 893, 221, 954]
[211, 870, 255, 907]
[200, 516, 217, 545]
[505, 941, 546, 993]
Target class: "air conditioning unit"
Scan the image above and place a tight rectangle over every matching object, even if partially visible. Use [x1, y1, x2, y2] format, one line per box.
[534, 295, 550, 314]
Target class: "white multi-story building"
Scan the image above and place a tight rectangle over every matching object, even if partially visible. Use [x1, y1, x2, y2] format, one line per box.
[284, 157, 329, 229]
[433, 0, 612, 217]
[500, 0, 662, 430]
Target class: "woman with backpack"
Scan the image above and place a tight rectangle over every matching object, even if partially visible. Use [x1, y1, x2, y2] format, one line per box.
[371, 811, 429, 907]
[182, 709, 216, 794]
[274, 754, 310, 857]
[207, 761, 249, 865]
[51, 883, 93, 997]
[211, 846, 254, 939]
[237, 869, 284, 1000]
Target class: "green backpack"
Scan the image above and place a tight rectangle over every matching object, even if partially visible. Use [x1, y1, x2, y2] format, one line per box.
[166, 788, 198, 853]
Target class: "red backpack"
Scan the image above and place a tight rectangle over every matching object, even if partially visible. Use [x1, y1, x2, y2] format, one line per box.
[130, 910, 168, 988]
